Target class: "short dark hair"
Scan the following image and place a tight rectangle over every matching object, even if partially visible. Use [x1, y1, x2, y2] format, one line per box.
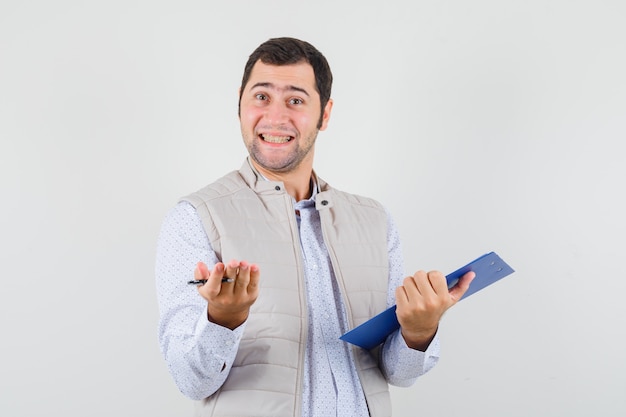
[239, 37, 333, 128]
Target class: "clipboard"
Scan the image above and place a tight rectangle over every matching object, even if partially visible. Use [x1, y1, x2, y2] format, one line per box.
[339, 251, 515, 350]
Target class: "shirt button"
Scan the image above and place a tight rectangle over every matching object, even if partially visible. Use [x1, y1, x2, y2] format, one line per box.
[321, 200, 328, 206]
[275, 185, 281, 191]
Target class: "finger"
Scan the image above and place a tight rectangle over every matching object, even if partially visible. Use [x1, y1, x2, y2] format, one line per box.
[224, 259, 240, 283]
[404, 270, 428, 297]
[194, 261, 210, 282]
[248, 264, 260, 294]
[235, 261, 251, 288]
[449, 271, 476, 302]
[427, 270, 449, 294]
[215, 259, 238, 293]
[411, 270, 442, 299]
[197, 262, 225, 299]
[395, 285, 409, 307]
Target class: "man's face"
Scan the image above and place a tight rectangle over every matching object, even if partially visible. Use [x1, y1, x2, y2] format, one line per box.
[239, 61, 332, 176]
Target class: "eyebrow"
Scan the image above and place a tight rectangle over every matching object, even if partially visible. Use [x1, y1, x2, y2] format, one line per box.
[250, 82, 310, 97]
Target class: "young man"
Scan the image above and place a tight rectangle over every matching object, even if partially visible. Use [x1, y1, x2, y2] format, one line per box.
[156, 37, 474, 417]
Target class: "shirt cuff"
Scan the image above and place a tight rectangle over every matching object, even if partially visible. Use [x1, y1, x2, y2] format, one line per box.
[393, 327, 441, 357]
[194, 309, 246, 359]
[383, 328, 440, 386]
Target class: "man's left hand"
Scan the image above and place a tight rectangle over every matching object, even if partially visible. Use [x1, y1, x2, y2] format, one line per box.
[395, 270, 475, 351]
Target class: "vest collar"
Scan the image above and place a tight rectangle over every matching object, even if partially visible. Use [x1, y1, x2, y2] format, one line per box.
[239, 157, 330, 196]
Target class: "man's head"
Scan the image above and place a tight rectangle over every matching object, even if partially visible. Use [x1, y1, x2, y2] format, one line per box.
[237, 37, 334, 181]
[239, 37, 333, 129]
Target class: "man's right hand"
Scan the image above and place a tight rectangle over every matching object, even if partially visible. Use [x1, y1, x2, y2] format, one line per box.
[194, 259, 260, 330]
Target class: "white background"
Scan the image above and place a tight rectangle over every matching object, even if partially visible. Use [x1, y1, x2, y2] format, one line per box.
[1, 1, 625, 416]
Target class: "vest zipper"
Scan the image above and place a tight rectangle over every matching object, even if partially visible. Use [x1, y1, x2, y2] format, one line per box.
[285, 192, 307, 417]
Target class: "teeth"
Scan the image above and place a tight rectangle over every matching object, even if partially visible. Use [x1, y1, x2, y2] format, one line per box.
[262, 134, 291, 143]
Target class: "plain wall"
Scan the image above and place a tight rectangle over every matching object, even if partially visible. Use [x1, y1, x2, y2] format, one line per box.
[1, 1, 625, 416]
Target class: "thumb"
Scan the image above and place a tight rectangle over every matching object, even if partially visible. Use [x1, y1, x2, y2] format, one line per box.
[449, 271, 476, 303]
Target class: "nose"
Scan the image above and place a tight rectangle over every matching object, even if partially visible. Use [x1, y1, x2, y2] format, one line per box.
[264, 100, 289, 125]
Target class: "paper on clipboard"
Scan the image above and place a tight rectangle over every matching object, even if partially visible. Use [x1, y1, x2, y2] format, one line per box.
[339, 251, 515, 350]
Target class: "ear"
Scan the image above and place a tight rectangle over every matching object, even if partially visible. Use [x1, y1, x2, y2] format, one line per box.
[319, 98, 334, 131]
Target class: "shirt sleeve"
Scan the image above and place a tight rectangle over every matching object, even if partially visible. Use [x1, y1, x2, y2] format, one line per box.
[155, 201, 244, 400]
[379, 209, 441, 387]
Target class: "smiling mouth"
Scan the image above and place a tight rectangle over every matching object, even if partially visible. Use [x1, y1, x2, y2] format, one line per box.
[260, 133, 293, 144]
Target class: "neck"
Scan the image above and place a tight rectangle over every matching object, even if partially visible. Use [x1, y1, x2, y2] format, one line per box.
[251, 160, 313, 202]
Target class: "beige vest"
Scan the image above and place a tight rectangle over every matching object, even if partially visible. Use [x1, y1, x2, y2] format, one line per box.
[183, 160, 392, 417]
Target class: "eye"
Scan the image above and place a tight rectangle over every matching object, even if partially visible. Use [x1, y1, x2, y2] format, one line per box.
[289, 97, 304, 105]
[255, 93, 268, 101]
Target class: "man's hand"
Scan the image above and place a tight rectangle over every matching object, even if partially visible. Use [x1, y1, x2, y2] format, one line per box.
[194, 259, 260, 330]
[395, 270, 475, 351]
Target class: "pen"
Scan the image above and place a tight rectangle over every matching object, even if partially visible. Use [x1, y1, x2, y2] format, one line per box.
[188, 277, 235, 285]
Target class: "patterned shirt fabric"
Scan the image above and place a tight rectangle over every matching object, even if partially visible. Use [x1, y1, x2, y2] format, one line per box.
[156, 184, 440, 416]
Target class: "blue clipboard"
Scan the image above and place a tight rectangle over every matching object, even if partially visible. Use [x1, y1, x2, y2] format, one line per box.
[339, 251, 515, 350]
